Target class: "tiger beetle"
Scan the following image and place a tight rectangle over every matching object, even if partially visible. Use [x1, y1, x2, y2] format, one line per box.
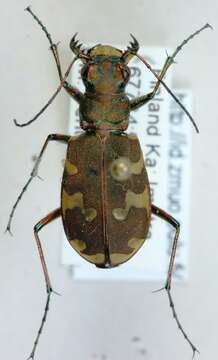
[6, 6, 212, 360]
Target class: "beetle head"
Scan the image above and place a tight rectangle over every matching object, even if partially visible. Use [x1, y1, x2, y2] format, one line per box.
[70, 34, 139, 94]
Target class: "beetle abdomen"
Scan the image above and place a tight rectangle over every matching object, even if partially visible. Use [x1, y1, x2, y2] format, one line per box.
[61, 132, 151, 267]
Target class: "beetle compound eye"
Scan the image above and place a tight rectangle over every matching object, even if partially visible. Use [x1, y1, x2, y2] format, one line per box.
[87, 65, 96, 80]
[120, 66, 130, 83]
[82, 64, 95, 78]
[81, 65, 95, 90]
[110, 157, 131, 181]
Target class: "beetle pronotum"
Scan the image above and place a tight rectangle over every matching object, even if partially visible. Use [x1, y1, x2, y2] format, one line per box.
[6, 6, 211, 359]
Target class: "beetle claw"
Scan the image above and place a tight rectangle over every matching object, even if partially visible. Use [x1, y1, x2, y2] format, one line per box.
[4, 226, 13, 236]
[24, 5, 31, 12]
[152, 286, 165, 294]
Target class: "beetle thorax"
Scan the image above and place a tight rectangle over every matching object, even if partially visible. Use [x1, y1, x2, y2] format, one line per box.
[80, 46, 131, 131]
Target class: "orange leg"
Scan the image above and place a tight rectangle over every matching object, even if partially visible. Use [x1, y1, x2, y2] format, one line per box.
[6, 134, 69, 234]
[27, 208, 61, 360]
[152, 204, 198, 358]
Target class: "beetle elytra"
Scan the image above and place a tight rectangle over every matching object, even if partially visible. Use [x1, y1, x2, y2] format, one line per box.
[6, 6, 211, 359]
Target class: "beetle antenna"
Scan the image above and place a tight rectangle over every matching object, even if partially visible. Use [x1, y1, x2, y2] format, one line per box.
[13, 7, 78, 128]
[25, 6, 63, 79]
[136, 23, 212, 133]
[137, 53, 199, 132]
[13, 56, 77, 127]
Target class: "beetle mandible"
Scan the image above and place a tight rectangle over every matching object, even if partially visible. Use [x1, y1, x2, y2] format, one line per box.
[6, 6, 211, 360]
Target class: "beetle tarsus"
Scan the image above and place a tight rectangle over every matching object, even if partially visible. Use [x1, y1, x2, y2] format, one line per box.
[155, 285, 200, 357]
[49, 287, 62, 297]
[24, 6, 31, 12]
[166, 288, 200, 358]
[4, 225, 13, 236]
[151, 286, 165, 293]
[204, 22, 213, 30]
[27, 290, 53, 360]
[6, 173, 35, 232]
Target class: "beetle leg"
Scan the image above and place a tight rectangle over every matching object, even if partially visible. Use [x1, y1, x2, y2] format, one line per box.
[63, 81, 84, 103]
[152, 204, 179, 289]
[6, 134, 70, 234]
[151, 204, 199, 357]
[131, 23, 212, 112]
[130, 54, 174, 110]
[27, 208, 61, 360]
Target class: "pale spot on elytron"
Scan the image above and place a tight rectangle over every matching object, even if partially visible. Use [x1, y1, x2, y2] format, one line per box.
[82, 253, 105, 264]
[127, 133, 138, 140]
[112, 187, 149, 221]
[110, 153, 144, 182]
[110, 239, 144, 265]
[62, 190, 97, 221]
[110, 253, 129, 265]
[84, 208, 97, 222]
[131, 153, 144, 174]
[64, 159, 78, 175]
[70, 239, 86, 251]
[128, 237, 144, 250]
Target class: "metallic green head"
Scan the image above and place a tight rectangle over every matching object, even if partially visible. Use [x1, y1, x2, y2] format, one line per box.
[69, 34, 139, 94]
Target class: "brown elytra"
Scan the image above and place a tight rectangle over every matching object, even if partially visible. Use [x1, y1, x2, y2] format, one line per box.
[61, 132, 151, 268]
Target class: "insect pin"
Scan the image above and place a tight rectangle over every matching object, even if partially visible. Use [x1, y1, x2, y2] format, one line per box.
[6, 6, 212, 359]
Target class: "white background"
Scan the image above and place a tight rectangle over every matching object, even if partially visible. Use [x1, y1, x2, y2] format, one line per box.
[0, 1, 217, 360]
